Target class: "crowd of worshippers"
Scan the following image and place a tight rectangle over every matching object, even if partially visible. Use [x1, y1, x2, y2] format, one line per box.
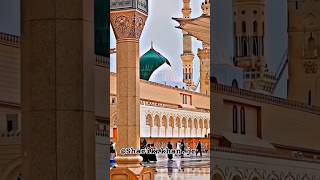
[140, 138, 203, 162]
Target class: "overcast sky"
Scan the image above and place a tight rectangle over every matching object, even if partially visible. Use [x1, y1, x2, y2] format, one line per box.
[0, 0, 288, 97]
[0, 0, 20, 35]
[110, 0, 204, 84]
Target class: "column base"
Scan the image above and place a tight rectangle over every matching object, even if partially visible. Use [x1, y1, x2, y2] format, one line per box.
[110, 166, 154, 180]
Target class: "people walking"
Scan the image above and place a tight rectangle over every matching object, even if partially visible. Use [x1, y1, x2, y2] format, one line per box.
[167, 141, 173, 160]
[181, 140, 185, 158]
[196, 141, 202, 156]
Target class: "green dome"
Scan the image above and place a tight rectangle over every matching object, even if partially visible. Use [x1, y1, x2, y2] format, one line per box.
[140, 47, 171, 80]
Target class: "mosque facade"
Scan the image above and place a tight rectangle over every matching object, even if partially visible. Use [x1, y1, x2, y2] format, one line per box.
[0, 0, 320, 180]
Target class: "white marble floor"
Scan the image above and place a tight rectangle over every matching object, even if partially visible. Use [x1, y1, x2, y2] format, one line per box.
[143, 154, 210, 180]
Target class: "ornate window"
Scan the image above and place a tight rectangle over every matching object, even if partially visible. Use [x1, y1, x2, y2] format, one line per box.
[232, 79, 238, 88]
[233, 106, 238, 133]
[6, 114, 18, 132]
[308, 90, 312, 105]
[305, 32, 318, 58]
[146, 114, 152, 126]
[169, 116, 174, 127]
[154, 115, 160, 127]
[162, 116, 167, 127]
[253, 21, 257, 33]
[240, 107, 246, 134]
[243, 39, 248, 56]
[253, 37, 258, 56]
[242, 21, 246, 33]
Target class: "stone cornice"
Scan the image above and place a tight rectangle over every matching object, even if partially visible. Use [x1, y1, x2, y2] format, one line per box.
[110, 72, 210, 98]
[212, 146, 320, 164]
[212, 83, 320, 115]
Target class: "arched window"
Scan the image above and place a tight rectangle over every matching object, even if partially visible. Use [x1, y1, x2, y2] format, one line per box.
[308, 90, 312, 105]
[253, 38, 258, 56]
[252, 21, 258, 33]
[233, 106, 238, 133]
[232, 175, 242, 180]
[242, 21, 246, 33]
[243, 39, 248, 56]
[307, 33, 317, 58]
[211, 76, 218, 84]
[253, 21, 258, 33]
[240, 107, 246, 134]
[232, 79, 238, 88]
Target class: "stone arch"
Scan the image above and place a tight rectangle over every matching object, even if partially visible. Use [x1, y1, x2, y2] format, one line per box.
[302, 175, 311, 180]
[188, 118, 192, 128]
[111, 111, 118, 127]
[169, 116, 174, 128]
[232, 175, 242, 180]
[194, 118, 198, 129]
[176, 116, 181, 128]
[154, 114, 160, 127]
[211, 76, 218, 84]
[212, 168, 225, 180]
[0, 158, 22, 180]
[267, 172, 280, 180]
[204, 119, 208, 129]
[248, 169, 262, 180]
[230, 170, 244, 180]
[251, 177, 260, 180]
[232, 79, 239, 88]
[161, 115, 167, 127]
[285, 173, 295, 180]
[182, 117, 187, 128]
[213, 173, 224, 180]
[199, 119, 204, 129]
[146, 114, 153, 126]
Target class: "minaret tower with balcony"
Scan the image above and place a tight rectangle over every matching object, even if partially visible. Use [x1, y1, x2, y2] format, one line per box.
[181, 0, 196, 90]
[233, 0, 276, 93]
[287, 0, 320, 106]
[198, 0, 211, 95]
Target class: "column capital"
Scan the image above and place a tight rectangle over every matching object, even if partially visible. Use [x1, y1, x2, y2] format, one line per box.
[110, 10, 147, 41]
[197, 48, 210, 60]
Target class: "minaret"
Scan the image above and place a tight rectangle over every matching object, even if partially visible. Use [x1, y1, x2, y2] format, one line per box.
[181, 0, 195, 90]
[287, 0, 320, 106]
[198, 0, 211, 95]
[233, 0, 276, 93]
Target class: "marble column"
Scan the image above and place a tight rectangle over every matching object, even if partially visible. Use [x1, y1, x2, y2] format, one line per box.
[21, 0, 95, 180]
[110, 9, 154, 180]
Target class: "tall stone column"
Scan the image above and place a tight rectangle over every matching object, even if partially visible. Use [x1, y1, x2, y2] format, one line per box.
[21, 0, 95, 180]
[110, 1, 154, 179]
[198, 43, 211, 95]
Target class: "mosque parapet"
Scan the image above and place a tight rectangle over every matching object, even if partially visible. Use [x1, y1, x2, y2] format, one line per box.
[95, 55, 109, 67]
[0, 32, 20, 47]
[212, 83, 320, 114]
[212, 146, 320, 163]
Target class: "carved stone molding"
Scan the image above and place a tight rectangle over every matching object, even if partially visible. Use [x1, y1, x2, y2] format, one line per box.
[110, 11, 147, 40]
[304, 60, 319, 74]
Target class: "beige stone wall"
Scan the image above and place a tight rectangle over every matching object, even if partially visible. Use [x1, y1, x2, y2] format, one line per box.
[0, 44, 20, 104]
[287, 0, 320, 106]
[212, 84, 320, 150]
[110, 73, 210, 110]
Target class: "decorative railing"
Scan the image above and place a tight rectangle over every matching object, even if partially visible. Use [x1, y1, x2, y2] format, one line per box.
[0, 32, 20, 47]
[95, 130, 108, 137]
[0, 131, 21, 138]
[95, 55, 109, 67]
[212, 83, 320, 114]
